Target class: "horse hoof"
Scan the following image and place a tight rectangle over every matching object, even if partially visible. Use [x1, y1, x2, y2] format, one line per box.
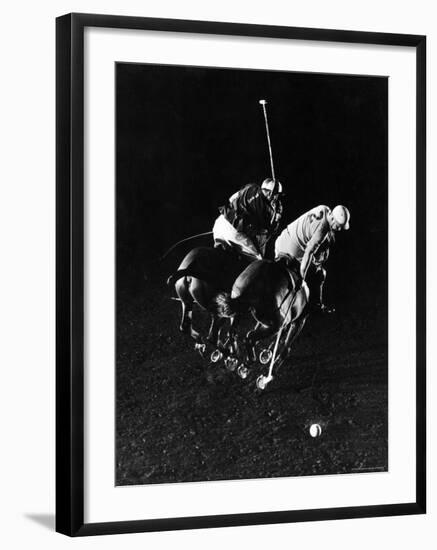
[259, 349, 273, 365]
[194, 343, 206, 356]
[237, 365, 249, 379]
[210, 349, 223, 363]
[256, 375, 272, 390]
[225, 356, 238, 372]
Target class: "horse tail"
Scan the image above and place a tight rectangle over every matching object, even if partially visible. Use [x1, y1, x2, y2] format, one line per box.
[214, 292, 243, 318]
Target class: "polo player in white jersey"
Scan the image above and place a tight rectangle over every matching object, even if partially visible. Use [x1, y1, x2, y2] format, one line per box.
[275, 204, 350, 310]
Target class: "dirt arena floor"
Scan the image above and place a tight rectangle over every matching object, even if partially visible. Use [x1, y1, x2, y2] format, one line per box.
[116, 276, 388, 486]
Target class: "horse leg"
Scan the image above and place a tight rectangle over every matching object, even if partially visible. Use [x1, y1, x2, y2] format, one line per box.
[252, 299, 307, 389]
[284, 314, 308, 357]
[245, 320, 278, 365]
[175, 277, 203, 345]
[255, 313, 309, 391]
[217, 319, 228, 349]
[245, 321, 261, 363]
[227, 315, 241, 353]
[207, 315, 226, 346]
[207, 315, 229, 364]
[274, 314, 308, 371]
[213, 315, 242, 372]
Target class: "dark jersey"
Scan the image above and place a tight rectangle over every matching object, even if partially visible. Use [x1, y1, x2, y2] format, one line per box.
[219, 184, 275, 234]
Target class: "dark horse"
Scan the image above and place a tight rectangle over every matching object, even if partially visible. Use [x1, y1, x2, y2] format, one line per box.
[215, 259, 310, 389]
[167, 246, 251, 357]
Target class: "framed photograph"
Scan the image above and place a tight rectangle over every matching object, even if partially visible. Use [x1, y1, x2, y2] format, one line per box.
[56, 13, 426, 536]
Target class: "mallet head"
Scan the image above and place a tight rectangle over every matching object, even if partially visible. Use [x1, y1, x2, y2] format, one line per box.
[259, 99, 267, 105]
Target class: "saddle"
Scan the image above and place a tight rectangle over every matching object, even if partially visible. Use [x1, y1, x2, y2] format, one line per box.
[214, 240, 258, 262]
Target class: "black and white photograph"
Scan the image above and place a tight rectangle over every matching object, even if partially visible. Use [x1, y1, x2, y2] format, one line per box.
[115, 62, 388, 486]
[1, 0, 432, 546]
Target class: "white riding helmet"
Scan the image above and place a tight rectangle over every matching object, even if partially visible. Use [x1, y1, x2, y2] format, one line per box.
[261, 178, 283, 194]
[331, 205, 350, 230]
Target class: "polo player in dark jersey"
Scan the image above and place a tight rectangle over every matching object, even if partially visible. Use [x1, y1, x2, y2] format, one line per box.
[213, 178, 283, 259]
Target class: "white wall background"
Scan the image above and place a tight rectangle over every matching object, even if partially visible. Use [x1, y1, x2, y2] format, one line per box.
[0, 0, 434, 548]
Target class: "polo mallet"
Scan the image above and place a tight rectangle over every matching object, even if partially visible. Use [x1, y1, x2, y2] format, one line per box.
[259, 99, 280, 227]
[259, 99, 276, 185]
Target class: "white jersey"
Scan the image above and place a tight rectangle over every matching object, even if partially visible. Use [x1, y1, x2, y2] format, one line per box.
[275, 205, 332, 263]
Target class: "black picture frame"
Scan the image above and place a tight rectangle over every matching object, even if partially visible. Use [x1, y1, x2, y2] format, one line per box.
[56, 12, 426, 537]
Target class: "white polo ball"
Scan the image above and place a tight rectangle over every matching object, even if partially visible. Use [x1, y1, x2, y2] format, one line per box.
[309, 423, 322, 437]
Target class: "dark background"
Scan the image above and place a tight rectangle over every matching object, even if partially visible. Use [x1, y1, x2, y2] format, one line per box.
[116, 63, 388, 485]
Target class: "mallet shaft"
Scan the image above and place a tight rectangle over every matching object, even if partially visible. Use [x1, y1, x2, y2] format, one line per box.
[259, 99, 275, 181]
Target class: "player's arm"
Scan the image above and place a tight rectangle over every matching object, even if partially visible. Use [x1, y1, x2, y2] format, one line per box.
[256, 193, 277, 230]
[300, 220, 330, 280]
[228, 183, 252, 204]
[244, 187, 274, 230]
